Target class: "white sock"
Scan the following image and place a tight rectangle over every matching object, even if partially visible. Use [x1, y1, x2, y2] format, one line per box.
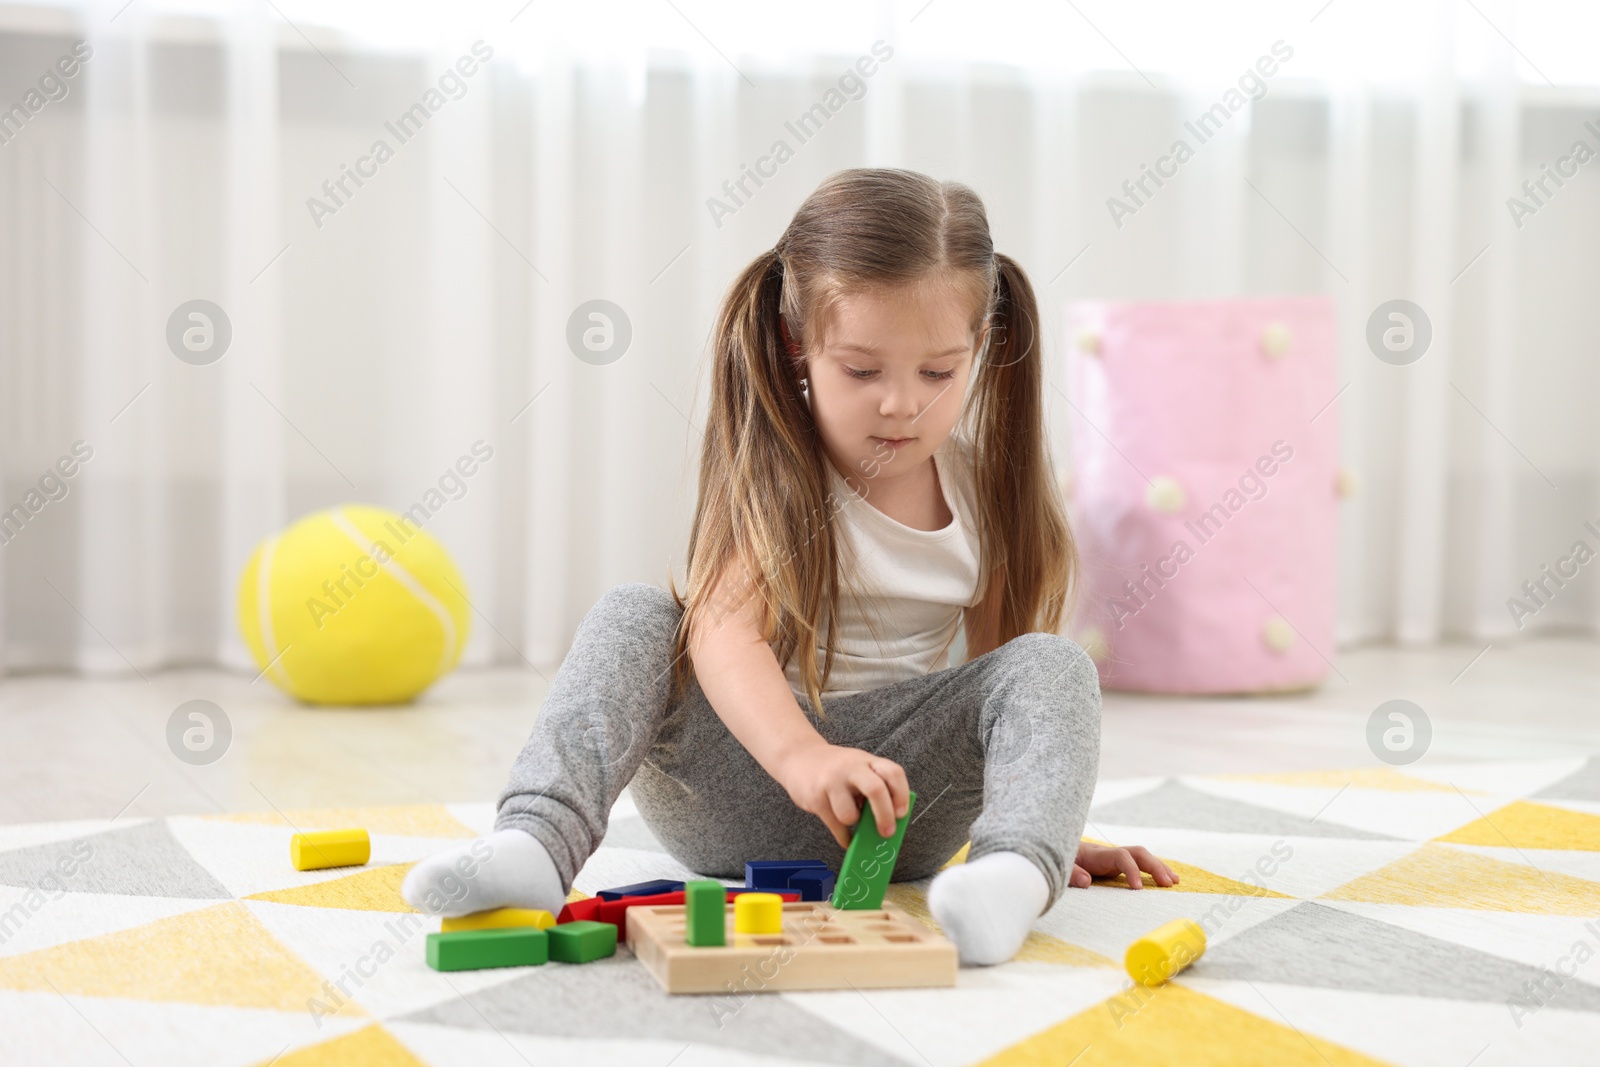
[400, 828, 567, 918]
[927, 851, 1049, 966]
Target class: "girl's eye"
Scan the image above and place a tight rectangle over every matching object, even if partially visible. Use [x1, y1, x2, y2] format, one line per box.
[845, 367, 957, 381]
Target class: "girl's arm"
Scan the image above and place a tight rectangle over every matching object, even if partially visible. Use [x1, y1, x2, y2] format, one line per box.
[687, 558, 909, 845]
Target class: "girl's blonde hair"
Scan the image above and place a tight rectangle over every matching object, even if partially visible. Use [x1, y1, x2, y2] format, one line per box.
[666, 167, 1077, 716]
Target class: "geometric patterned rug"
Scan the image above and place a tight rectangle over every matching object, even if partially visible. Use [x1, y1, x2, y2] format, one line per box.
[2, 756, 1598, 1066]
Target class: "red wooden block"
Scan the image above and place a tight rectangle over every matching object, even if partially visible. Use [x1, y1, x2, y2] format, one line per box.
[584, 888, 802, 944]
[560, 888, 802, 942]
[557, 897, 603, 925]
[598, 891, 687, 943]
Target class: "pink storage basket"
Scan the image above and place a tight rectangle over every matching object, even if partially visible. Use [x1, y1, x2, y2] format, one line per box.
[1063, 296, 1340, 694]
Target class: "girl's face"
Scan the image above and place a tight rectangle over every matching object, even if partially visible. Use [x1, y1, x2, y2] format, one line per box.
[803, 279, 984, 495]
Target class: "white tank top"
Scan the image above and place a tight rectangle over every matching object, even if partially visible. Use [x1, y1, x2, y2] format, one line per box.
[783, 436, 987, 704]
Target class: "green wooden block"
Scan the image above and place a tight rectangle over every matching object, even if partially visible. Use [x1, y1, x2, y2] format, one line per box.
[426, 927, 548, 972]
[548, 919, 618, 963]
[831, 790, 916, 910]
[684, 879, 726, 947]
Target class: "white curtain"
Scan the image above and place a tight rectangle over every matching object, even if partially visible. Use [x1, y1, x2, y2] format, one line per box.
[1, 0, 1596, 679]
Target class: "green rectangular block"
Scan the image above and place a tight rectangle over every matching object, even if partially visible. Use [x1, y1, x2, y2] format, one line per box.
[548, 919, 618, 963]
[426, 927, 548, 972]
[684, 879, 726, 947]
[831, 790, 916, 910]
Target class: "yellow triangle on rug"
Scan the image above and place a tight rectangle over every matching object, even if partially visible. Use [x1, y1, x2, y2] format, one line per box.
[1321, 842, 1600, 915]
[1435, 799, 1600, 852]
[254, 1024, 427, 1066]
[246, 863, 417, 913]
[0, 901, 343, 1012]
[976, 983, 1388, 1066]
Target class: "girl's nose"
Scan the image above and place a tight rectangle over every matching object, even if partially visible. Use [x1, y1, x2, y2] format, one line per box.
[880, 387, 918, 420]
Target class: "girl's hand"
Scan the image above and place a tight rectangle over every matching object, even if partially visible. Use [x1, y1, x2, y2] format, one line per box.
[776, 741, 910, 848]
[1070, 841, 1179, 889]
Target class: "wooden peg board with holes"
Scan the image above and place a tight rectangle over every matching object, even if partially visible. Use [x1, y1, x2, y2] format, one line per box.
[626, 900, 957, 994]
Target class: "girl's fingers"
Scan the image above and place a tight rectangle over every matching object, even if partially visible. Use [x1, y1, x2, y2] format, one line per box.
[1126, 845, 1170, 887]
[809, 788, 851, 849]
[1070, 863, 1092, 888]
[827, 784, 862, 831]
[1077, 847, 1110, 877]
[1079, 842, 1180, 889]
[819, 810, 851, 850]
[872, 759, 912, 817]
[1128, 845, 1177, 887]
[851, 769, 898, 837]
[1113, 848, 1144, 889]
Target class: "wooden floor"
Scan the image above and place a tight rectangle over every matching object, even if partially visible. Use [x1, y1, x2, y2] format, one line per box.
[0, 636, 1596, 825]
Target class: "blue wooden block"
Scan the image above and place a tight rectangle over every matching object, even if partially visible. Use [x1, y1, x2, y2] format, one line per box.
[786, 869, 835, 902]
[745, 860, 830, 891]
[596, 878, 686, 901]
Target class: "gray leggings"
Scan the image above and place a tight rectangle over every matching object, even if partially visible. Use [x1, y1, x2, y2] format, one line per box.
[495, 583, 1102, 909]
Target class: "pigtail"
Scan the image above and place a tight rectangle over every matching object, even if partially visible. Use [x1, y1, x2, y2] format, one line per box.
[966, 253, 1077, 642]
[667, 249, 844, 719]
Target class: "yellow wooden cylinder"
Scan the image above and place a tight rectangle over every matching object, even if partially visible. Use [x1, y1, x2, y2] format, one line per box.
[1125, 918, 1206, 987]
[289, 828, 370, 871]
[442, 908, 556, 933]
[733, 892, 784, 935]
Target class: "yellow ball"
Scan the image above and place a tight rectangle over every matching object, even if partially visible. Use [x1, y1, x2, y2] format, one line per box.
[236, 504, 471, 705]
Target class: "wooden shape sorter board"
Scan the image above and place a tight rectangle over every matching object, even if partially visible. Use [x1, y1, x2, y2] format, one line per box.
[627, 900, 957, 994]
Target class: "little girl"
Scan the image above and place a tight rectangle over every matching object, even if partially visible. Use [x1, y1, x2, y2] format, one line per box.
[403, 168, 1174, 964]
